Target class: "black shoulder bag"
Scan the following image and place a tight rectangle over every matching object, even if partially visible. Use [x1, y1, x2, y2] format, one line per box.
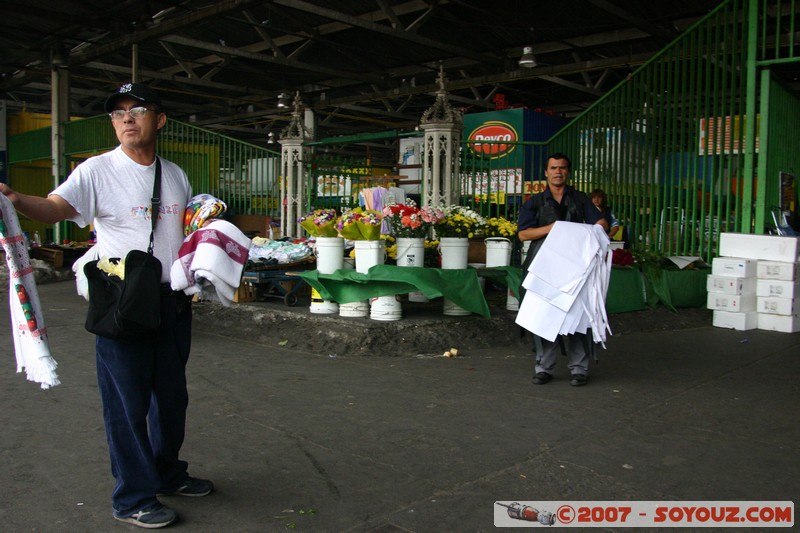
[84, 158, 164, 341]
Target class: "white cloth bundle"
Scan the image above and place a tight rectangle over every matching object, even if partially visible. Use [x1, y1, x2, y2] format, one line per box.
[170, 220, 251, 306]
[72, 245, 100, 301]
[0, 195, 60, 389]
[515, 221, 613, 346]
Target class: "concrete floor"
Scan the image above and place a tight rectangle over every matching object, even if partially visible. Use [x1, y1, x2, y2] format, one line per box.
[1, 280, 797, 532]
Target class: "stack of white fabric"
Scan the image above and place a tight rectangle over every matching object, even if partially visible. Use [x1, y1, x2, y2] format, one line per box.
[515, 221, 613, 346]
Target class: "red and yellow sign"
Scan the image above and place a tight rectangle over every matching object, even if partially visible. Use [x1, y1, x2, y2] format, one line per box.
[466, 121, 518, 159]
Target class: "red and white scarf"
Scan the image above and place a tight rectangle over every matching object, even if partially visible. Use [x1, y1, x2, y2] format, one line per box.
[0, 195, 59, 389]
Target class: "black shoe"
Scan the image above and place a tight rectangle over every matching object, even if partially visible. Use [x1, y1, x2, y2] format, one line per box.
[532, 372, 552, 385]
[570, 374, 588, 387]
[158, 476, 214, 497]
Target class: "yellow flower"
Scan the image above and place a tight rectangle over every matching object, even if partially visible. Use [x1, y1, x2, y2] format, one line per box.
[481, 217, 517, 238]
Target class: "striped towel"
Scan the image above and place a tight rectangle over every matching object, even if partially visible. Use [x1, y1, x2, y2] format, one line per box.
[171, 220, 251, 306]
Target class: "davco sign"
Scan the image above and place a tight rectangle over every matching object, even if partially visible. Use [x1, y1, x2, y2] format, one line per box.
[467, 121, 518, 159]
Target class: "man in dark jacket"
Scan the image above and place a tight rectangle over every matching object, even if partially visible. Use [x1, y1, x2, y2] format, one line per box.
[517, 153, 609, 387]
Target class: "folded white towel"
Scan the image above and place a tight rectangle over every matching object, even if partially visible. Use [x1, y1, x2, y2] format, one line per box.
[171, 220, 251, 306]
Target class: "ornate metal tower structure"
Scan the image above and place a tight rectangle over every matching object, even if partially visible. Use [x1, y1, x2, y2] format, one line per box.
[279, 92, 312, 238]
[419, 68, 464, 208]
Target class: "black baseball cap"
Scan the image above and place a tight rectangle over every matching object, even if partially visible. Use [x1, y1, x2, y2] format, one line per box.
[104, 83, 163, 113]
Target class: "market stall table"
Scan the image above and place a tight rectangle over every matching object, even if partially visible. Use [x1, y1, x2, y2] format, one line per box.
[299, 265, 491, 317]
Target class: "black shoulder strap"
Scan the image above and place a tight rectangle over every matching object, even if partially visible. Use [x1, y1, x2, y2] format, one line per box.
[148, 157, 162, 255]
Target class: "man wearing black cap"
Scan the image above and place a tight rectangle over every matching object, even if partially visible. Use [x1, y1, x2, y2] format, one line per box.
[0, 82, 212, 529]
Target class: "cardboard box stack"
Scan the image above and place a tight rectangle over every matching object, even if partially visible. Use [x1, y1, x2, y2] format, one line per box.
[756, 261, 800, 332]
[707, 255, 758, 330]
[709, 233, 800, 332]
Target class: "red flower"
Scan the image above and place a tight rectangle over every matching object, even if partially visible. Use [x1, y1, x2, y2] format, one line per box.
[612, 248, 634, 266]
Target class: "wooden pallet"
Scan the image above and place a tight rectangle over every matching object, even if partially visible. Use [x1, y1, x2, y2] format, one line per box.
[31, 247, 64, 268]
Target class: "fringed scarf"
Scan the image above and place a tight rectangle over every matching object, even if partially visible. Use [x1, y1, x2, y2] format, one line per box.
[0, 195, 59, 389]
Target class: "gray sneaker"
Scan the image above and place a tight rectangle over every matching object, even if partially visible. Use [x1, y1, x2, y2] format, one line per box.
[158, 476, 214, 497]
[114, 503, 177, 529]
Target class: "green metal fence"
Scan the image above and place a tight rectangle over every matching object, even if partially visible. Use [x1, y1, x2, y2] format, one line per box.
[305, 155, 381, 213]
[8, 115, 280, 242]
[456, 0, 800, 261]
[542, 0, 753, 259]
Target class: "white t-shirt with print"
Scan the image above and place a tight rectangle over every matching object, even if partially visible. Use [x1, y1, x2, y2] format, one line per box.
[52, 145, 192, 283]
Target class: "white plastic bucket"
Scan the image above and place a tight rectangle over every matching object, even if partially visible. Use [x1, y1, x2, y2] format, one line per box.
[468, 263, 486, 292]
[370, 295, 402, 321]
[408, 292, 429, 303]
[439, 237, 469, 270]
[315, 236, 344, 274]
[339, 301, 369, 317]
[443, 298, 471, 316]
[485, 237, 512, 268]
[309, 287, 339, 314]
[506, 289, 520, 311]
[355, 240, 385, 274]
[397, 237, 428, 302]
[396, 237, 425, 267]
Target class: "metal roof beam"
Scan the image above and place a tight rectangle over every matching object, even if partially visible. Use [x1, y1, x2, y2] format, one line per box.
[273, 0, 497, 65]
[159, 34, 382, 84]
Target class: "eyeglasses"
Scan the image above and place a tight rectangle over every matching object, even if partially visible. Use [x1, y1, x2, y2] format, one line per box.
[109, 106, 152, 121]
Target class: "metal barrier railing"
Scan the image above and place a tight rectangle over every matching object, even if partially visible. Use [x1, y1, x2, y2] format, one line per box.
[8, 115, 280, 242]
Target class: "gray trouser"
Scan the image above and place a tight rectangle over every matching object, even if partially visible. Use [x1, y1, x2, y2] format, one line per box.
[535, 332, 590, 376]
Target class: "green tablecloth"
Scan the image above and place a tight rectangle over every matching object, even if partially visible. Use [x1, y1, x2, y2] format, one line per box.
[642, 266, 710, 311]
[299, 265, 491, 317]
[607, 267, 647, 313]
[299, 264, 708, 317]
[475, 266, 523, 300]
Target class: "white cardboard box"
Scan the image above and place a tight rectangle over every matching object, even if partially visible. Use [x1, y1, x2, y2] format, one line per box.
[719, 233, 800, 262]
[755, 279, 800, 298]
[757, 296, 798, 316]
[757, 313, 800, 333]
[706, 292, 756, 312]
[713, 310, 758, 331]
[757, 260, 799, 281]
[706, 275, 755, 295]
[711, 257, 757, 278]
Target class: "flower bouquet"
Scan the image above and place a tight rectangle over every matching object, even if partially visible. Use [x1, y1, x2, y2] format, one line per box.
[382, 200, 445, 238]
[480, 216, 517, 238]
[337, 207, 383, 240]
[612, 248, 635, 267]
[433, 205, 486, 238]
[298, 208, 339, 237]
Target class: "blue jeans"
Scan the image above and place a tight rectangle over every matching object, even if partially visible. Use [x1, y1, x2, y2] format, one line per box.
[96, 292, 192, 516]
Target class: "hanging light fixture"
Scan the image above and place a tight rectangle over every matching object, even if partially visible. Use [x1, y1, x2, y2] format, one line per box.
[519, 46, 537, 68]
[277, 92, 290, 108]
[267, 131, 277, 144]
